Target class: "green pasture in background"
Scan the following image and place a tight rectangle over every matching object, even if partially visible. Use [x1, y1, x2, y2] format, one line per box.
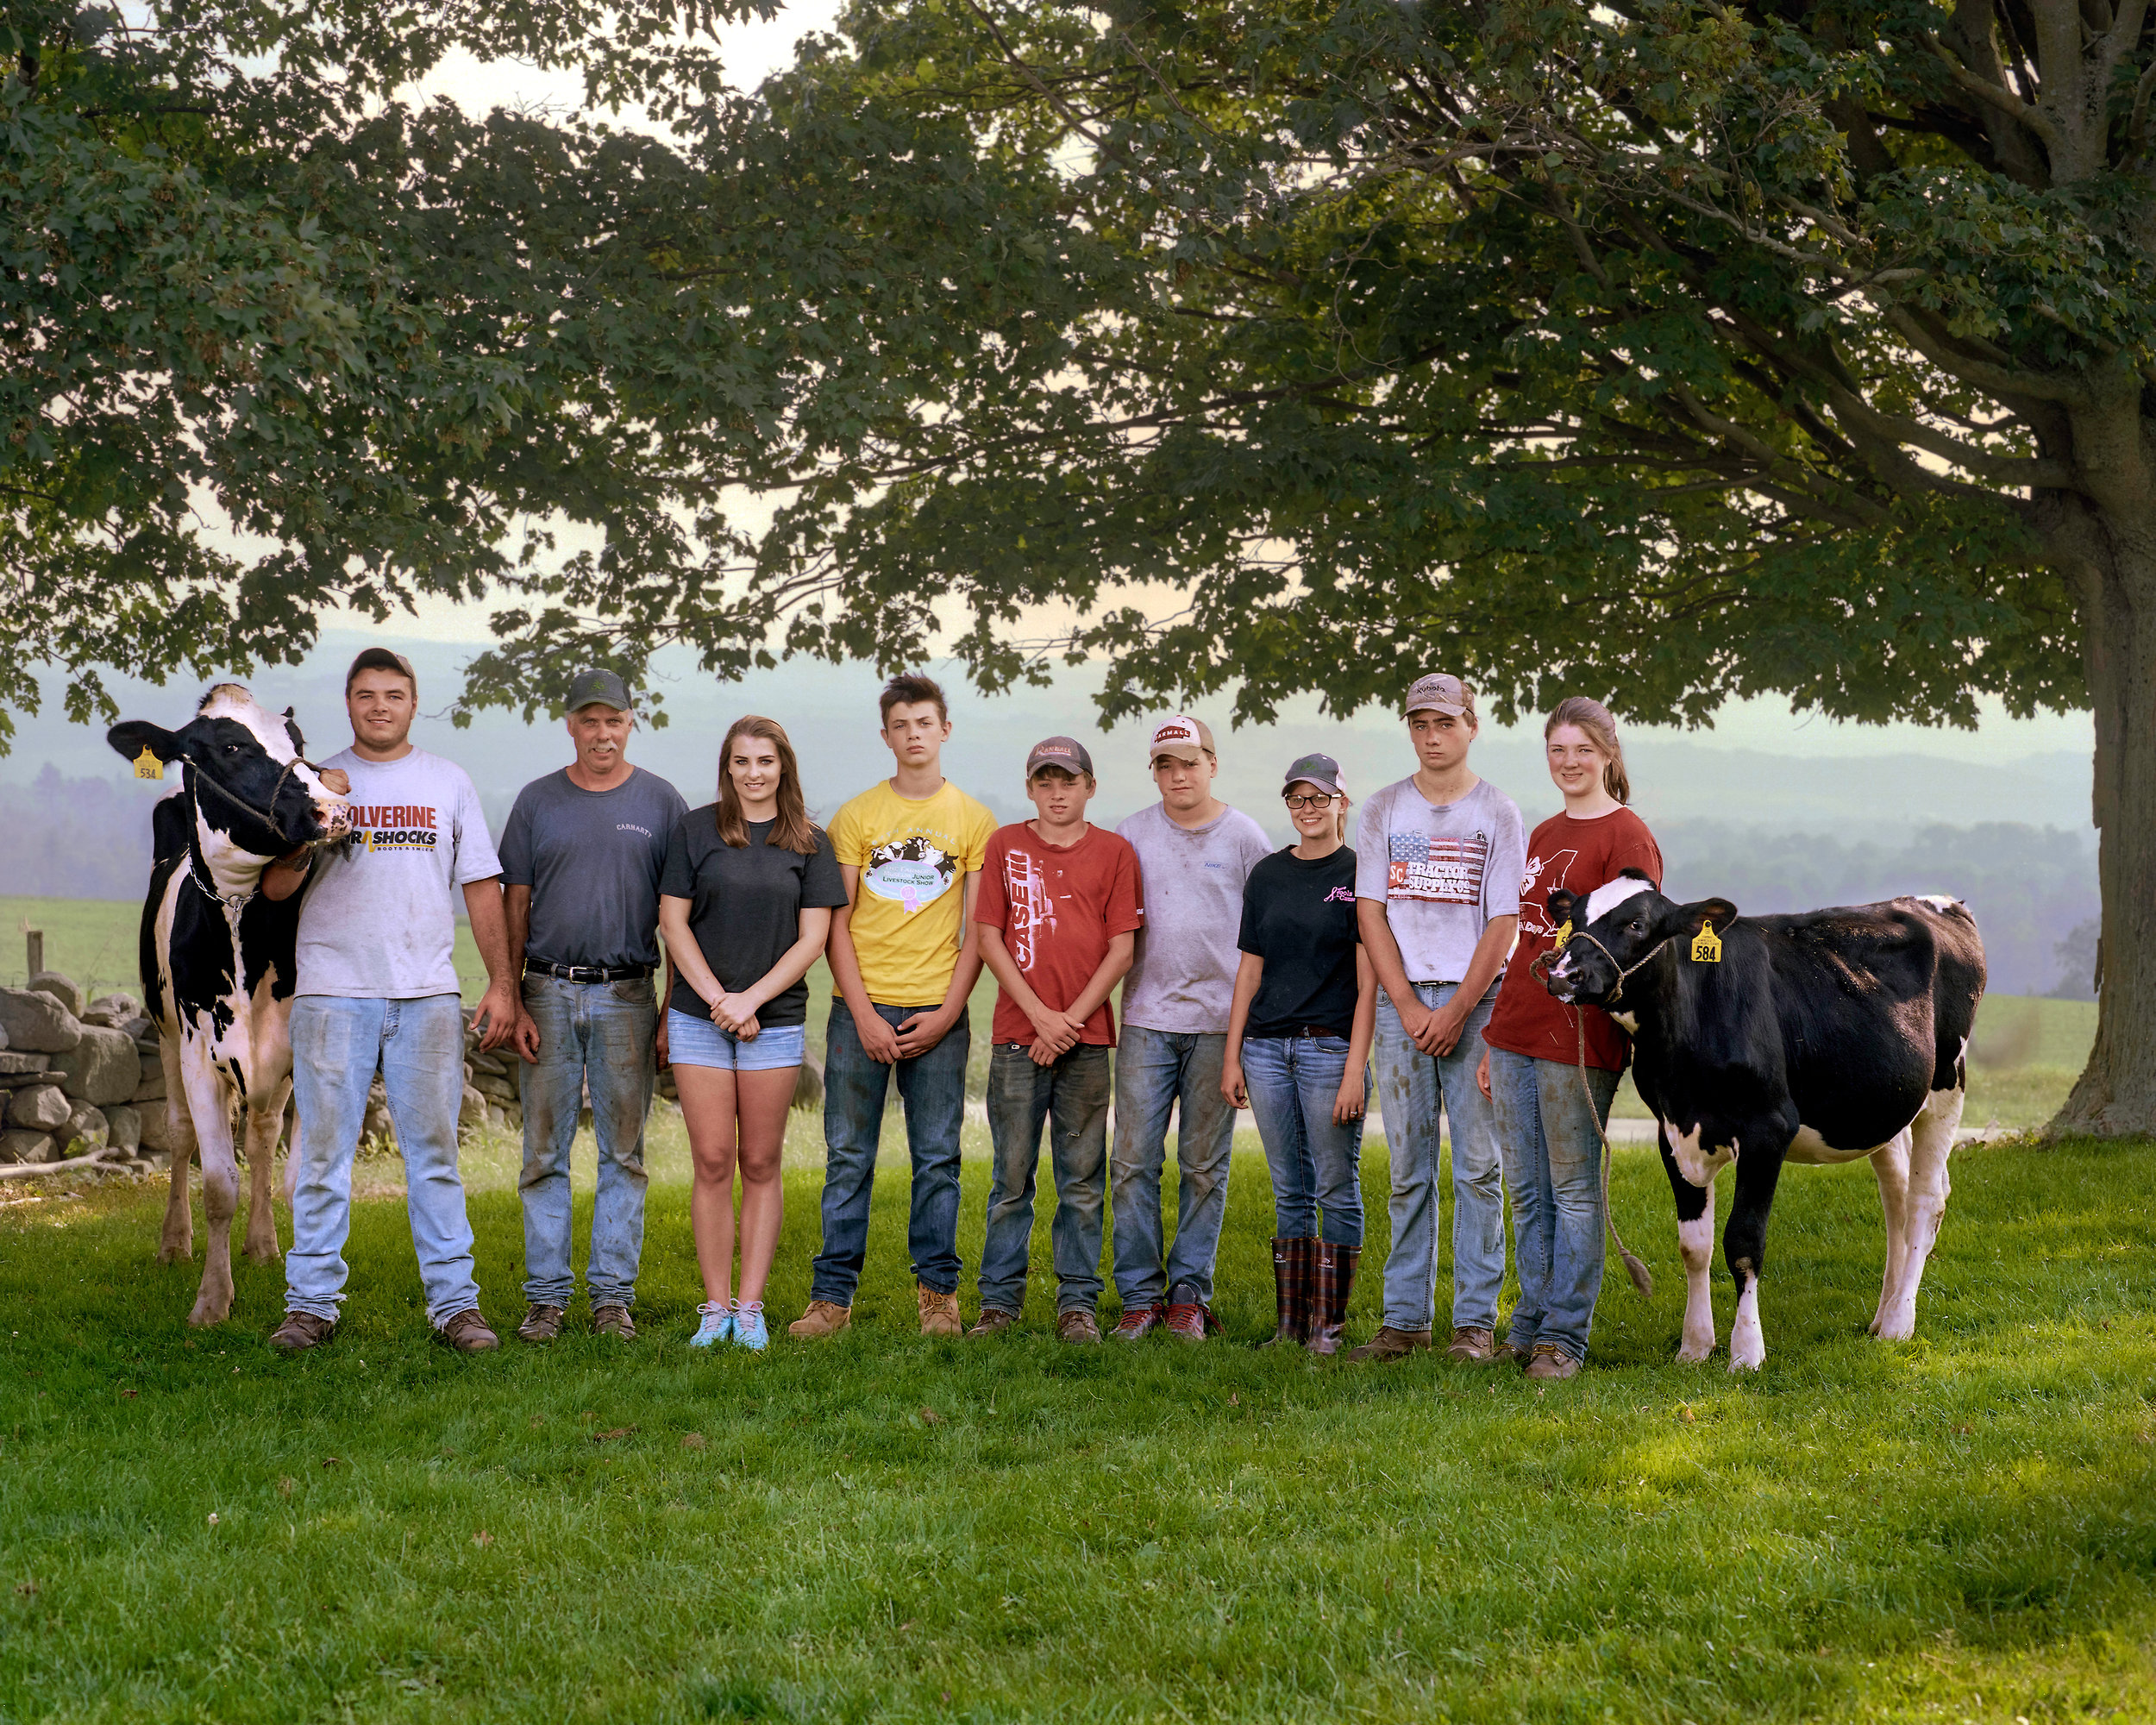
[1, 1113, 2151, 1722]
[1, 894, 2096, 1130]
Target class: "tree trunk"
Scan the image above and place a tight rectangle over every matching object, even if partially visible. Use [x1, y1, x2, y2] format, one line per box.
[2053, 535, 2156, 1138]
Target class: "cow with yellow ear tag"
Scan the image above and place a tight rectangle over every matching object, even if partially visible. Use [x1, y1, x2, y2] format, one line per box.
[1543, 869, 1985, 1372]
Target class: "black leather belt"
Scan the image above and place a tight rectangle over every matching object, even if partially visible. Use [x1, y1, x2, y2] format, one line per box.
[524, 961, 653, 983]
[1288, 1026, 1349, 1040]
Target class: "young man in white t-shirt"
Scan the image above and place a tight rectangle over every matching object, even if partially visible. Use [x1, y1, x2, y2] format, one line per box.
[1350, 672, 1526, 1364]
[264, 648, 521, 1354]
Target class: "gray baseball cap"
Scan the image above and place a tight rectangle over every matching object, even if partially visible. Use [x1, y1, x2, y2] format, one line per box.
[1282, 752, 1346, 798]
[1025, 736, 1094, 777]
[565, 667, 634, 714]
[1403, 672, 1471, 718]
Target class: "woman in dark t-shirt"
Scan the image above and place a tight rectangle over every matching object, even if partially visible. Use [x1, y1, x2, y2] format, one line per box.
[1478, 697, 1664, 1380]
[1221, 752, 1376, 1353]
[657, 716, 846, 1351]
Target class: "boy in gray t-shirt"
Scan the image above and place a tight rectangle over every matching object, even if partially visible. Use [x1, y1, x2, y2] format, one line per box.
[1350, 673, 1526, 1364]
[1107, 716, 1273, 1341]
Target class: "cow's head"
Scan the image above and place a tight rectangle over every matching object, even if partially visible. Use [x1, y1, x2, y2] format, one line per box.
[108, 684, 352, 858]
[1543, 869, 1739, 1006]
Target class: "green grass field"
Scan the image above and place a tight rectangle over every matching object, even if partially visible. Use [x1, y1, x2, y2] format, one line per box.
[2, 1109, 2152, 1722]
[0, 896, 2103, 1130]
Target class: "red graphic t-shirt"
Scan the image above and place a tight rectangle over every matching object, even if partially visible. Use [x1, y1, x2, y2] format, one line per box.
[1482, 806, 1663, 1073]
[975, 823, 1145, 1045]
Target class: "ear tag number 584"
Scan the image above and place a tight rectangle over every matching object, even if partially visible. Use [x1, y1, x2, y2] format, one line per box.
[1690, 920, 1723, 963]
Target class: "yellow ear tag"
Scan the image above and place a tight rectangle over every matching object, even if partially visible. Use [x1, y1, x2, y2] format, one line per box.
[133, 746, 163, 781]
[1690, 919, 1723, 963]
[1551, 919, 1573, 952]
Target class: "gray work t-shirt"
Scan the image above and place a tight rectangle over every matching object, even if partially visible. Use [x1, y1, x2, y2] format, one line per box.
[1353, 776, 1526, 983]
[1115, 801, 1273, 1034]
[296, 747, 502, 998]
[498, 767, 688, 970]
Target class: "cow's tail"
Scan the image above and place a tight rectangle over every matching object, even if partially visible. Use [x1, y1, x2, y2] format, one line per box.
[1574, 1014, 1653, 1299]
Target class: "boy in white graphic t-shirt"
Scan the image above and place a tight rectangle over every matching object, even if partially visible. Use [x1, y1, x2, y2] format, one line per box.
[264, 648, 520, 1356]
[1350, 672, 1526, 1365]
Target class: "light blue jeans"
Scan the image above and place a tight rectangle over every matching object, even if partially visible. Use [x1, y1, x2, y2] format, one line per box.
[978, 1042, 1113, 1315]
[519, 974, 657, 1310]
[1241, 1033, 1367, 1246]
[285, 993, 480, 1327]
[1489, 1047, 1620, 1364]
[1109, 1026, 1235, 1308]
[1373, 984, 1502, 1334]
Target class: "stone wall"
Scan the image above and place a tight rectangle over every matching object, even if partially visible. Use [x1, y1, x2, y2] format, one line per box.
[0, 973, 161, 1170]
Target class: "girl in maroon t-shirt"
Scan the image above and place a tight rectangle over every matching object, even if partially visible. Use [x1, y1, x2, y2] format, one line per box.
[1478, 698, 1663, 1379]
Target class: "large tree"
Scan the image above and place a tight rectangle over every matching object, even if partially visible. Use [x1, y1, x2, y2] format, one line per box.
[638, 0, 2141, 1135]
[9, 0, 2153, 1132]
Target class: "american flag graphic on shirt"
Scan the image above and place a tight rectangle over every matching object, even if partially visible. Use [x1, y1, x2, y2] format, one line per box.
[1387, 830, 1489, 905]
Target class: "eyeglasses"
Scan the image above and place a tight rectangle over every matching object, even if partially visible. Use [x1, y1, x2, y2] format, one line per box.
[1283, 793, 1337, 811]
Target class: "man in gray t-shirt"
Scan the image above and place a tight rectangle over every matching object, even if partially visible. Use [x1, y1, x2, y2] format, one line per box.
[1350, 672, 1526, 1364]
[498, 668, 688, 1346]
[1108, 715, 1272, 1339]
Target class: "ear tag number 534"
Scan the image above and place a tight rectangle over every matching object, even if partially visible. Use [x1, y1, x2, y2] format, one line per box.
[1552, 919, 1573, 952]
[1690, 920, 1723, 963]
[133, 747, 163, 780]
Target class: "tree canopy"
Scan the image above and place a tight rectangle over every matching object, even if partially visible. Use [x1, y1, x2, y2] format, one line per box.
[9, 0, 2156, 1130]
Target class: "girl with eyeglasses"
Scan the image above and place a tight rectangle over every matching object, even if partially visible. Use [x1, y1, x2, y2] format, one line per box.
[1220, 753, 1376, 1352]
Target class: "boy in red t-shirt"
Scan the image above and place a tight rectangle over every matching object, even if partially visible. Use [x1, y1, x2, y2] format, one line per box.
[970, 737, 1144, 1341]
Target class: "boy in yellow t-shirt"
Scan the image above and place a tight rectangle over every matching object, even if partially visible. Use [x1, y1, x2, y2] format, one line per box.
[791, 674, 996, 1339]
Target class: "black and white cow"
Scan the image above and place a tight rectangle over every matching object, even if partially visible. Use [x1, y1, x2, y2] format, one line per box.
[1541, 873, 1985, 1371]
[107, 686, 349, 1326]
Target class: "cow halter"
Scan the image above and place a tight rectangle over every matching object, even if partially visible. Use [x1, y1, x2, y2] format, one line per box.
[179, 754, 320, 911]
[1540, 928, 1673, 1006]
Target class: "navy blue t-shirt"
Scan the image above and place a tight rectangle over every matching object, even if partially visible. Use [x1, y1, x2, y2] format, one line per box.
[1236, 846, 1361, 1039]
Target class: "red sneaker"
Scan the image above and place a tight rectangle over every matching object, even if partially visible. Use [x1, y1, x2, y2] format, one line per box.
[1109, 1302, 1167, 1339]
[1164, 1299, 1216, 1341]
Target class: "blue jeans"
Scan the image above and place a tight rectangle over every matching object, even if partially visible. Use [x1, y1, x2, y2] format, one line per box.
[518, 974, 656, 1310]
[285, 994, 480, 1327]
[978, 1043, 1112, 1315]
[1490, 1047, 1620, 1364]
[810, 1000, 971, 1303]
[1109, 1026, 1235, 1308]
[1242, 1033, 1367, 1246]
[1373, 984, 1502, 1333]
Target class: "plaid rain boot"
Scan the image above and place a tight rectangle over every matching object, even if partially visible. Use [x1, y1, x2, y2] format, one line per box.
[1308, 1242, 1360, 1357]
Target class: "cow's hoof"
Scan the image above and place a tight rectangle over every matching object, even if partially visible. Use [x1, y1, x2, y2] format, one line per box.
[1874, 1317, 1915, 1343]
[1674, 1343, 1714, 1364]
[1727, 1348, 1764, 1373]
[158, 1241, 194, 1265]
[243, 1242, 283, 1266]
[187, 1293, 234, 1327]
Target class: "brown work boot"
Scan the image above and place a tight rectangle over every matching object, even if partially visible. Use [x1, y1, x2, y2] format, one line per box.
[968, 1308, 1019, 1339]
[918, 1284, 962, 1337]
[516, 1303, 566, 1344]
[436, 1308, 500, 1354]
[1524, 1344, 1582, 1381]
[1490, 1338, 1530, 1368]
[592, 1304, 636, 1339]
[1109, 1302, 1167, 1339]
[1056, 1308, 1101, 1345]
[788, 1299, 852, 1339]
[1445, 1326, 1498, 1363]
[267, 1310, 336, 1352]
[1344, 1325, 1432, 1363]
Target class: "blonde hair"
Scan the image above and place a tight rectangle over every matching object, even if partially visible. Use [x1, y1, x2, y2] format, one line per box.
[716, 715, 818, 854]
[1545, 696, 1631, 805]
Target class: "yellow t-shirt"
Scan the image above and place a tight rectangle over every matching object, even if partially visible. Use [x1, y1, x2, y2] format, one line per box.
[830, 779, 998, 1007]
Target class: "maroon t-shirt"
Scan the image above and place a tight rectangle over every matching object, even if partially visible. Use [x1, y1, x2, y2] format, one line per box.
[1482, 806, 1664, 1073]
[975, 823, 1145, 1045]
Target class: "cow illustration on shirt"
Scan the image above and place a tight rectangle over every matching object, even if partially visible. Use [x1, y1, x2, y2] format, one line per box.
[863, 835, 957, 914]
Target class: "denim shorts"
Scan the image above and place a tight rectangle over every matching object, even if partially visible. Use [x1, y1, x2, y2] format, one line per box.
[667, 1008, 806, 1072]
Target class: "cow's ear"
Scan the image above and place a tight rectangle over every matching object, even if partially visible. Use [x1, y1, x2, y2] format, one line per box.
[1674, 896, 1739, 934]
[108, 720, 182, 767]
[282, 708, 308, 756]
[1546, 888, 1582, 930]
